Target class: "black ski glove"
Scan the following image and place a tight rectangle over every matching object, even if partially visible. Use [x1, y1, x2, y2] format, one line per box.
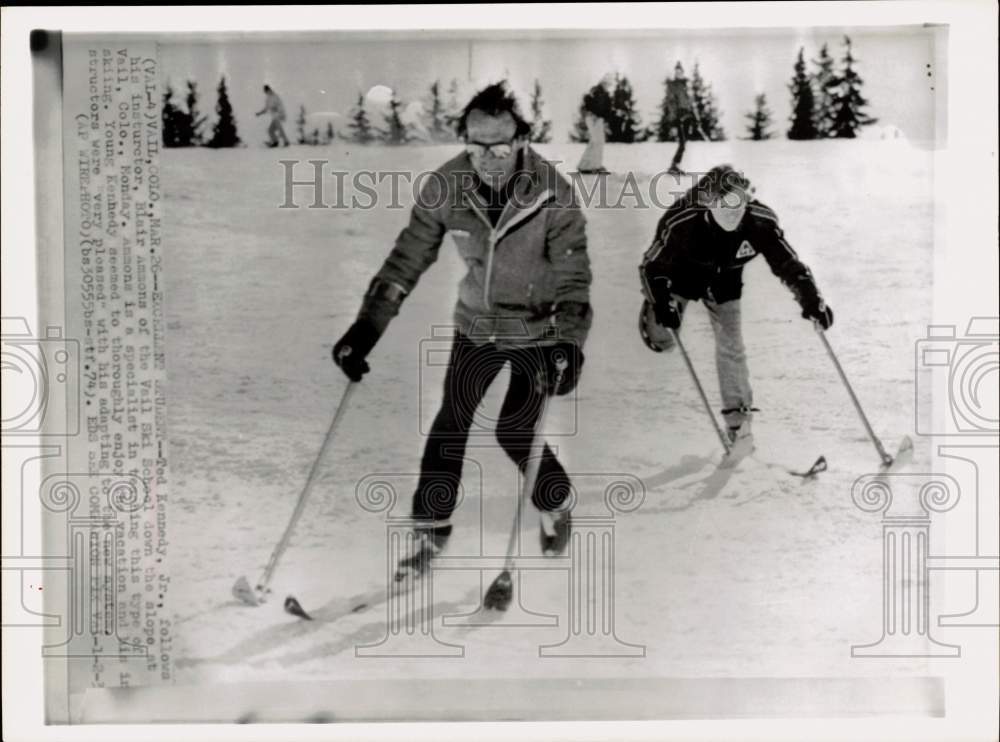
[645, 276, 682, 329]
[332, 278, 407, 382]
[789, 271, 834, 330]
[652, 294, 682, 329]
[796, 285, 834, 330]
[542, 342, 584, 397]
[332, 318, 380, 382]
[805, 302, 834, 330]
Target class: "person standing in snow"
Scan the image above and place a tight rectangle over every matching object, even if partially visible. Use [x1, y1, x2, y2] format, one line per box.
[638, 164, 834, 446]
[255, 84, 289, 147]
[576, 112, 608, 174]
[331, 82, 592, 579]
[665, 62, 703, 174]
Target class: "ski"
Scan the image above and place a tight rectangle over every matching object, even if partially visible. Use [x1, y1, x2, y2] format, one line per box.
[783, 454, 828, 478]
[751, 453, 828, 479]
[283, 572, 425, 622]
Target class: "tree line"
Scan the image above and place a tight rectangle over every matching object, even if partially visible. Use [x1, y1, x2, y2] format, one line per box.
[162, 77, 241, 148]
[162, 76, 554, 148]
[162, 35, 876, 148]
[574, 35, 876, 144]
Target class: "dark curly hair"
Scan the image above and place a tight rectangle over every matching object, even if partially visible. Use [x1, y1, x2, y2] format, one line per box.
[692, 164, 754, 207]
[455, 81, 531, 140]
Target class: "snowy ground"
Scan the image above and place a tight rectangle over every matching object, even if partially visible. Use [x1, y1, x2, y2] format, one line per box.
[159, 138, 939, 719]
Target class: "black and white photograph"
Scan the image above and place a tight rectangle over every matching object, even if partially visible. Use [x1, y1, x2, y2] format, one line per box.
[1, 3, 997, 740]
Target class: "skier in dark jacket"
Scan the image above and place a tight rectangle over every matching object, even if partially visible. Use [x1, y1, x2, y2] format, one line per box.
[639, 164, 834, 445]
[332, 83, 592, 579]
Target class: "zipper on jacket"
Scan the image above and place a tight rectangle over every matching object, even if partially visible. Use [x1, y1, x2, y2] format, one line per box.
[466, 201, 501, 311]
[466, 190, 554, 313]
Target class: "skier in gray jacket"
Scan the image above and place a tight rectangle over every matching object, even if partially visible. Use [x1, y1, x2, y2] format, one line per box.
[333, 83, 592, 578]
[256, 85, 289, 147]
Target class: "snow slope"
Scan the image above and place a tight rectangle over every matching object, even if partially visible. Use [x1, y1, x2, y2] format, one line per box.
[159, 138, 938, 718]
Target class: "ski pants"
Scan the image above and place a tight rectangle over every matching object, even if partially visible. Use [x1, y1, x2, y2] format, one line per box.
[673, 296, 754, 429]
[268, 118, 289, 146]
[412, 332, 572, 522]
[669, 115, 695, 170]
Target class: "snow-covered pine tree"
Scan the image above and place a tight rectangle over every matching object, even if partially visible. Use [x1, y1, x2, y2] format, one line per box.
[206, 76, 241, 148]
[295, 105, 308, 145]
[423, 81, 455, 143]
[570, 78, 614, 143]
[787, 47, 818, 140]
[690, 62, 725, 140]
[529, 79, 552, 144]
[381, 94, 411, 145]
[444, 79, 462, 134]
[811, 43, 837, 137]
[161, 84, 185, 147]
[186, 81, 206, 145]
[744, 93, 774, 140]
[828, 35, 878, 138]
[609, 74, 643, 143]
[651, 62, 691, 143]
[347, 93, 376, 144]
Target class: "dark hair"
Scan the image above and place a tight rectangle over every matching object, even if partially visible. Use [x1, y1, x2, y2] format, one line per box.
[263, 84, 272, 92]
[692, 164, 753, 205]
[456, 81, 531, 140]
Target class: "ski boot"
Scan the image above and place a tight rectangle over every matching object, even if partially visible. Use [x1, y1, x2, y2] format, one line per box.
[539, 506, 572, 557]
[393, 521, 451, 582]
[724, 417, 755, 462]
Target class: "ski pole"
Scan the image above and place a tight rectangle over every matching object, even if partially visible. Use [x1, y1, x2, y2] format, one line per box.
[484, 357, 565, 610]
[672, 329, 731, 454]
[233, 380, 357, 606]
[814, 324, 894, 467]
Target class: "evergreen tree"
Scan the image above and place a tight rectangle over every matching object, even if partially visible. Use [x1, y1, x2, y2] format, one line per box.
[325, 121, 336, 144]
[162, 81, 206, 147]
[185, 81, 206, 145]
[828, 35, 878, 138]
[295, 105, 308, 145]
[381, 93, 411, 145]
[347, 93, 375, 144]
[744, 93, 774, 140]
[206, 76, 241, 148]
[609, 74, 643, 143]
[423, 81, 455, 142]
[652, 62, 690, 143]
[529, 79, 552, 144]
[811, 43, 837, 137]
[787, 47, 818, 140]
[690, 63, 725, 140]
[445, 78, 462, 133]
[570, 78, 614, 142]
[161, 84, 185, 147]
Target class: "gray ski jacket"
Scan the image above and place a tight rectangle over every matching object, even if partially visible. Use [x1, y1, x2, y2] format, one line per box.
[372, 147, 592, 347]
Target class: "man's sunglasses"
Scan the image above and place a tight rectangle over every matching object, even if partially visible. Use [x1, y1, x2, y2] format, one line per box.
[466, 140, 516, 159]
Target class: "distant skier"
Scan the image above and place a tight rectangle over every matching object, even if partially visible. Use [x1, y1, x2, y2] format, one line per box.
[331, 82, 592, 579]
[664, 63, 704, 174]
[638, 164, 834, 446]
[576, 112, 609, 174]
[256, 84, 289, 147]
